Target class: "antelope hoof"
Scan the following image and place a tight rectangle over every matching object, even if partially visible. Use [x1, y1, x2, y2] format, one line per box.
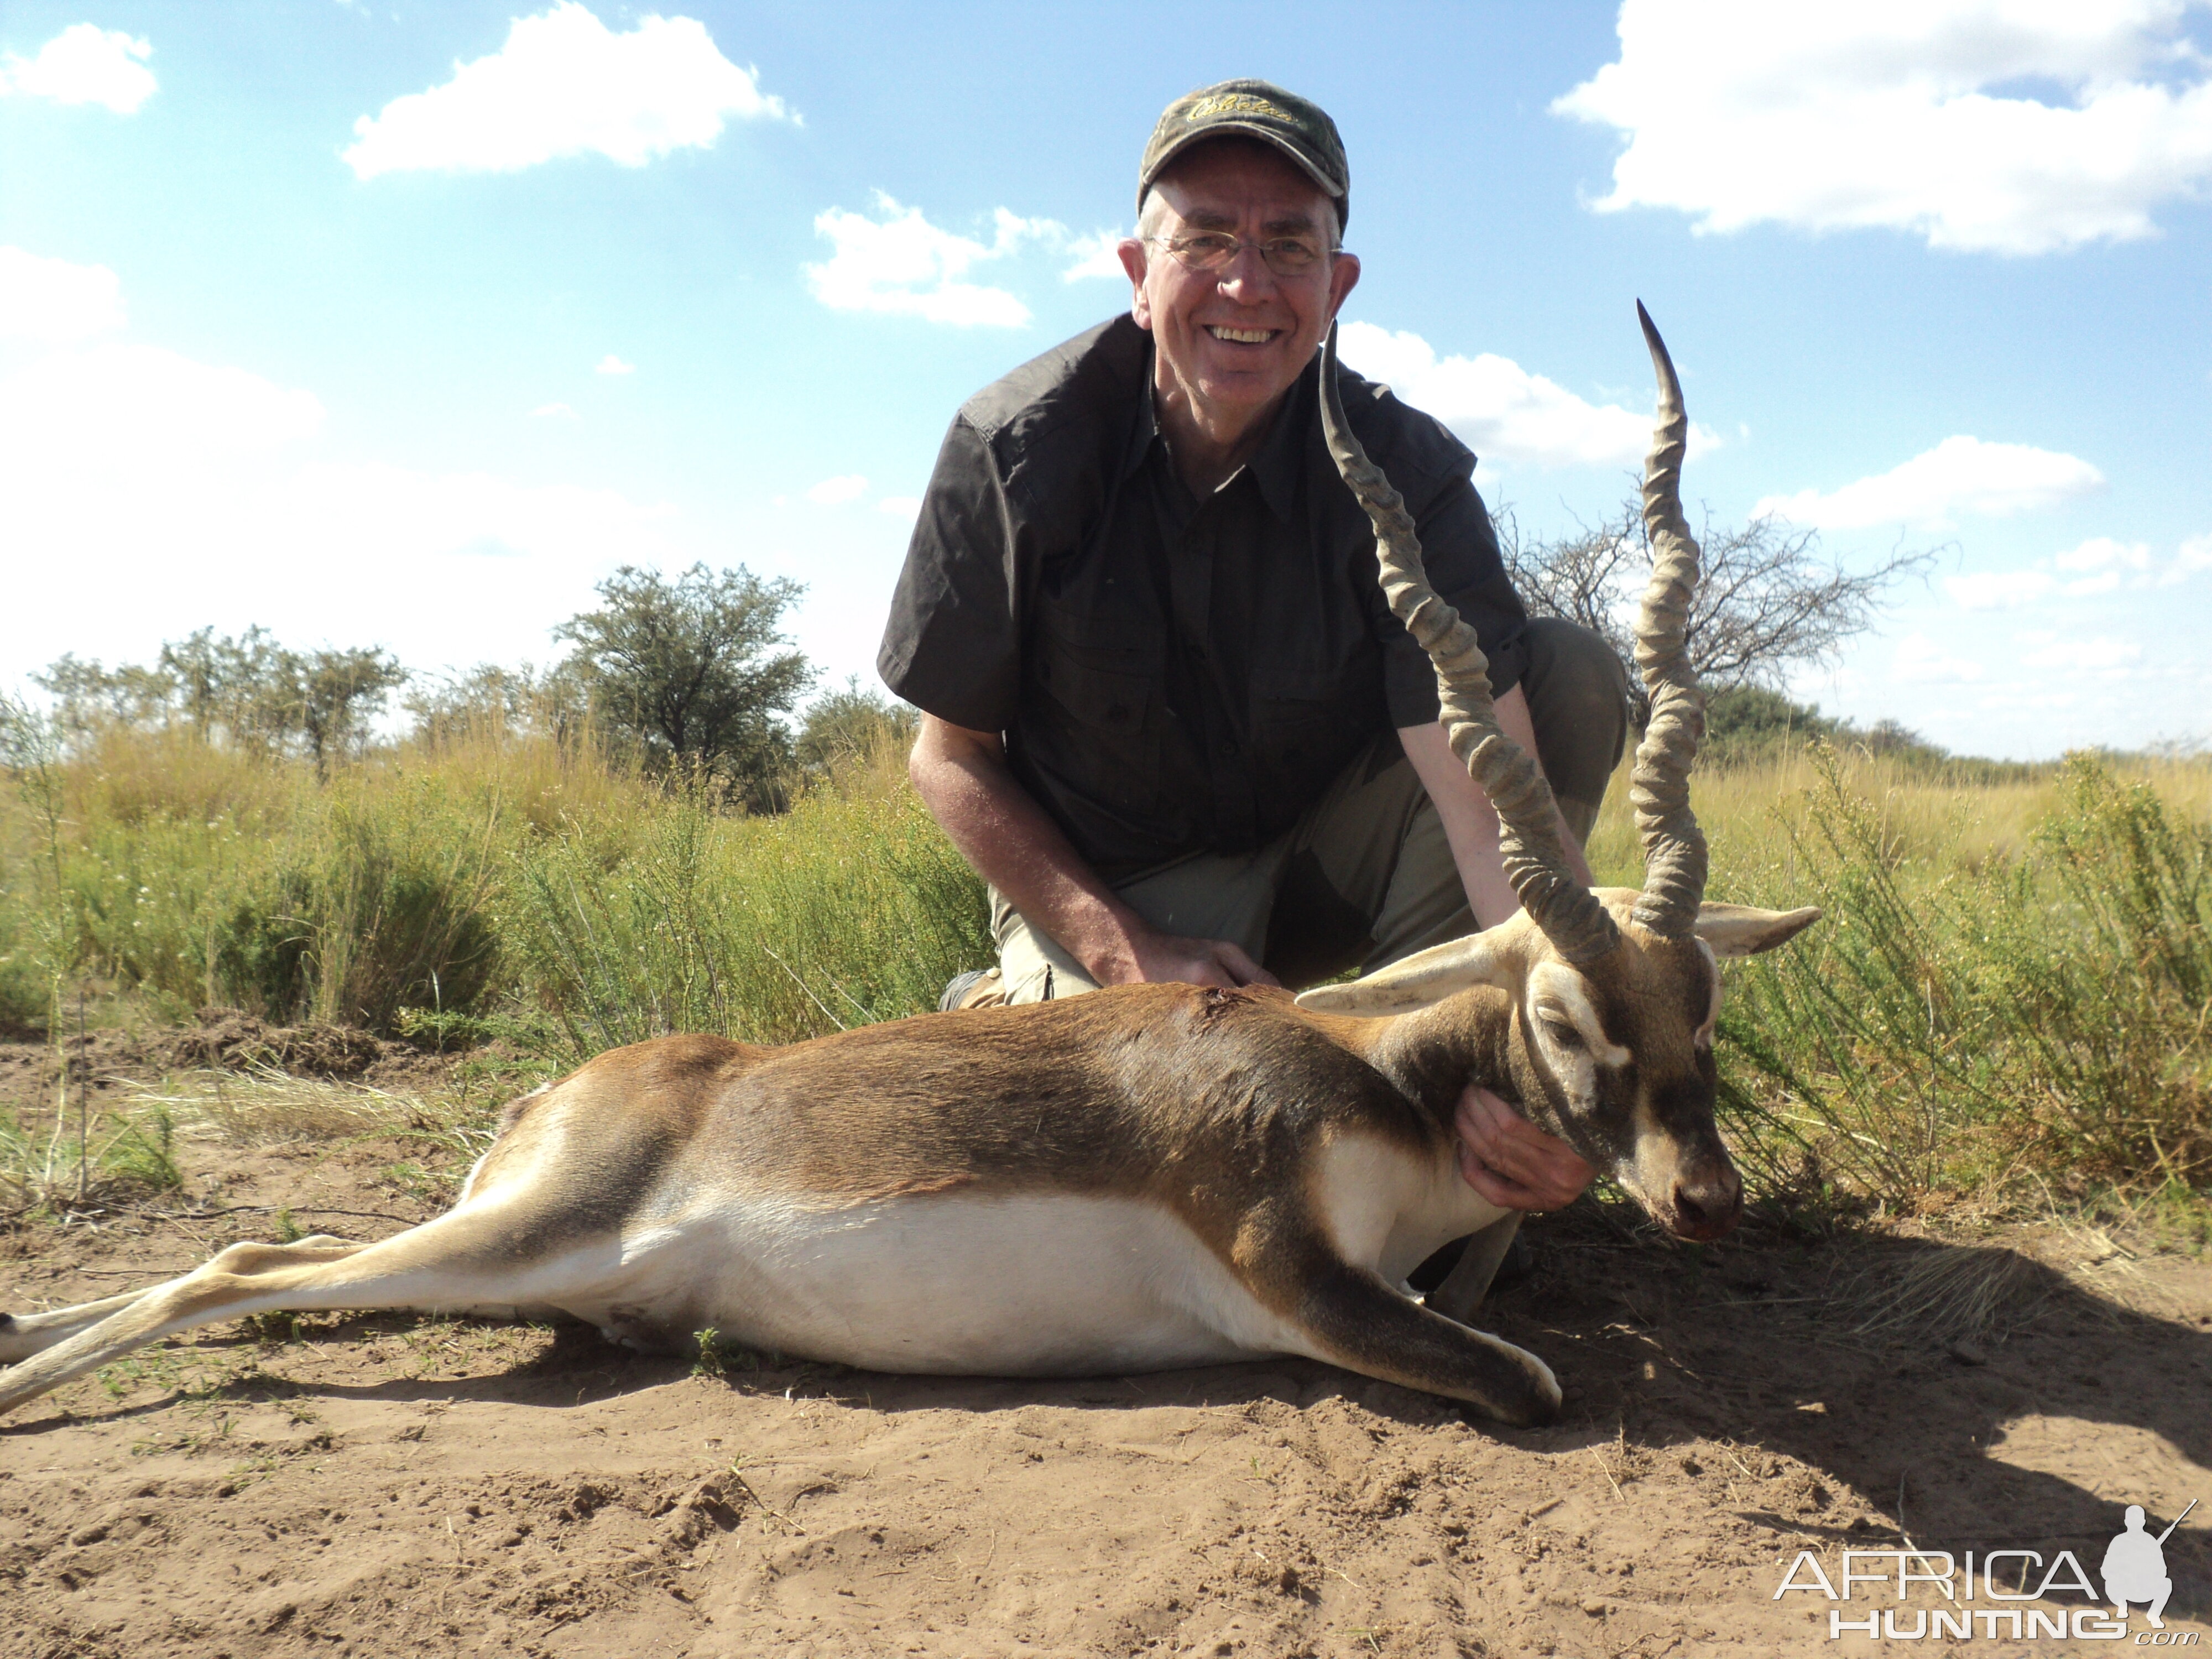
[1459, 1383, 1561, 1431]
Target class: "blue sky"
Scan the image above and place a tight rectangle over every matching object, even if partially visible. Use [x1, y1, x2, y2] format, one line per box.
[3, 1, 2208, 758]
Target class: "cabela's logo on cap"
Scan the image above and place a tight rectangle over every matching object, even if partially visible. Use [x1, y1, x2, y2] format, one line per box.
[1184, 91, 1293, 125]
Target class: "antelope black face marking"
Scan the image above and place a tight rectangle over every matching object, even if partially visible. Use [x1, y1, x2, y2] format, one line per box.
[1693, 941, 1721, 1051]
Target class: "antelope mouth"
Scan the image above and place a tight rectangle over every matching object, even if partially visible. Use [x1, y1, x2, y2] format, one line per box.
[1636, 1160, 1745, 1244]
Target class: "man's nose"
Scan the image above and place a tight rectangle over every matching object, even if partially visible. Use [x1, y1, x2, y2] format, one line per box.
[1215, 243, 1279, 298]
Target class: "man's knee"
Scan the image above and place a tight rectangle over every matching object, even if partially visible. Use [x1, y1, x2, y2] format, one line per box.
[1519, 618, 1631, 842]
[988, 890, 1103, 1004]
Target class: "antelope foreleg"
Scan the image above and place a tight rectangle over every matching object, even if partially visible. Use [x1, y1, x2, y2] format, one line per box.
[1295, 1257, 1562, 1427]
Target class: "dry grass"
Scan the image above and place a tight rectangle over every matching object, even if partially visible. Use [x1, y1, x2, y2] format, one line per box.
[1839, 1241, 2046, 1343]
[114, 1067, 500, 1166]
[116, 1067, 472, 1145]
[1587, 743, 2212, 896]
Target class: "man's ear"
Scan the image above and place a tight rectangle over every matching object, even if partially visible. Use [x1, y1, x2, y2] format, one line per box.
[1326, 249, 1360, 319]
[1296, 928, 1513, 1017]
[1119, 236, 1151, 326]
[1691, 902, 1823, 958]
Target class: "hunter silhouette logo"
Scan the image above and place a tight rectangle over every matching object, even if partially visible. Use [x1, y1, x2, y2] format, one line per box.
[2106, 1500, 2193, 1630]
[1772, 1498, 2202, 1642]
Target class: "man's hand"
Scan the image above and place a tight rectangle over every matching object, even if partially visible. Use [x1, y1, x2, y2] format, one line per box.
[1453, 1083, 1594, 1212]
[1107, 927, 1280, 990]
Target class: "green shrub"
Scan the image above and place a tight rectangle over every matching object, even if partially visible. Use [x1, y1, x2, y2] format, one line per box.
[504, 758, 989, 1058]
[1716, 749, 2212, 1210]
[60, 772, 502, 1029]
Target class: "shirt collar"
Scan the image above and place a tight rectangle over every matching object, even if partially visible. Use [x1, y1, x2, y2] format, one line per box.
[1123, 341, 1314, 523]
[1121, 355, 1161, 482]
[1244, 355, 1314, 522]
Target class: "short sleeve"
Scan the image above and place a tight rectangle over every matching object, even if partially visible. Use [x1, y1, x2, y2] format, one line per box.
[875, 414, 1022, 734]
[1378, 468, 1530, 727]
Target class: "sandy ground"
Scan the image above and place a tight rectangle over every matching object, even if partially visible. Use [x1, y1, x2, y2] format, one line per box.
[3, 1035, 2209, 1658]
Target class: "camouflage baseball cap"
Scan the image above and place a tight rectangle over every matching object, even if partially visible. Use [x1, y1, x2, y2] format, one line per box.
[1138, 79, 1350, 230]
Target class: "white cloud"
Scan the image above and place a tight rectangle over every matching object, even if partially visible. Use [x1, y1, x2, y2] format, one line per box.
[1757, 435, 2105, 529]
[1894, 632, 1984, 682]
[1554, 2, 2212, 255]
[807, 196, 1068, 327]
[0, 306, 687, 676]
[877, 495, 922, 521]
[2021, 633, 2143, 674]
[594, 353, 634, 375]
[0, 341, 326, 469]
[342, 2, 785, 180]
[1337, 320, 1720, 471]
[530, 401, 578, 419]
[0, 247, 126, 342]
[0, 24, 156, 113]
[1945, 530, 2208, 612]
[2052, 535, 2152, 574]
[2162, 532, 2212, 585]
[1944, 570, 2056, 610]
[805, 473, 869, 505]
[2062, 570, 2124, 596]
[1061, 230, 1129, 283]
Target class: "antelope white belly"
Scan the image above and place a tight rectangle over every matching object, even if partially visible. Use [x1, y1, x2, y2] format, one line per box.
[611, 1191, 1316, 1377]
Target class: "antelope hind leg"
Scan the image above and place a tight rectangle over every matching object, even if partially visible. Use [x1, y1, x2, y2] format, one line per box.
[0, 1214, 591, 1420]
[0, 1236, 359, 1365]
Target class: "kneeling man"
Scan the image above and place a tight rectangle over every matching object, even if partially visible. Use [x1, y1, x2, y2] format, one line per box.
[879, 80, 1624, 1249]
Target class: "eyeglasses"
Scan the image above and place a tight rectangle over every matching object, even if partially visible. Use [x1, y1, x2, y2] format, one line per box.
[1143, 232, 1334, 279]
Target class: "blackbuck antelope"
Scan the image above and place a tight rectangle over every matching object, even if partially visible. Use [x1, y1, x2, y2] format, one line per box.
[1, 309, 1817, 1429]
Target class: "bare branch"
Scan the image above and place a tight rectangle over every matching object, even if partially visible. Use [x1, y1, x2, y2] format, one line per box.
[1497, 494, 1933, 696]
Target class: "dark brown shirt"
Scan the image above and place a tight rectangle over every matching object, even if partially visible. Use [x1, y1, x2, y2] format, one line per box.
[878, 315, 1528, 878]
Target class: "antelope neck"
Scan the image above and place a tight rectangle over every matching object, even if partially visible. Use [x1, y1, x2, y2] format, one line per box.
[1365, 987, 1519, 1134]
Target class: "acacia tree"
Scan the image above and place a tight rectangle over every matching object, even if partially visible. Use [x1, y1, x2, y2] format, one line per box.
[37, 629, 405, 773]
[795, 677, 919, 773]
[404, 660, 592, 748]
[1497, 498, 1931, 701]
[276, 647, 409, 777]
[555, 563, 813, 795]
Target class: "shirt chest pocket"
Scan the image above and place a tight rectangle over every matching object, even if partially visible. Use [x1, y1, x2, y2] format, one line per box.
[1251, 665, 1351, 730]
[1037, 654, 1151, 735]
[1249, 665, 1372, 775]
[1031, 598, 1160, 734]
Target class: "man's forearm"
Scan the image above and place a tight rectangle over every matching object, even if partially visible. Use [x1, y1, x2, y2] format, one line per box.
[1399, 683, 1597, 931]
[907, 715, 1144, 982]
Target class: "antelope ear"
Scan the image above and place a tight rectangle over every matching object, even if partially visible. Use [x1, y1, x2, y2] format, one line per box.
[1295, 931, 1515, 1016]
[1691, 903, 1822, 958]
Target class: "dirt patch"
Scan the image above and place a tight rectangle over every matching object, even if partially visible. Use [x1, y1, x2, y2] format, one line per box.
[3, 1091, 2209, 1656]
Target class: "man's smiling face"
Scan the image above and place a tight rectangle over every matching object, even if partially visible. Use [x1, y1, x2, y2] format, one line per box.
[1121, 140, 1360, 446]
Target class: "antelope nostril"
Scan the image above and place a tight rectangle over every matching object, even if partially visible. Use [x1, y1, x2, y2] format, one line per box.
[1672, 1183, 1711, 1229]
[1672, 1166, 1744, 1238]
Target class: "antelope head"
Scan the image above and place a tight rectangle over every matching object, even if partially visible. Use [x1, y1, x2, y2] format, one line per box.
[1298, 306, 1819, 1243]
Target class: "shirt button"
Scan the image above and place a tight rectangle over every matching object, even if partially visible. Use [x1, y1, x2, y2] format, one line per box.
[1220, 739, 1240, 757]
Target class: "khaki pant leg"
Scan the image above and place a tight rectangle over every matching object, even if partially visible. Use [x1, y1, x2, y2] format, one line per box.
[1519, 617, 1630, 846]
[989, 895, 1100, 1005]
[1264, 734, 1472, 986]
[988, 843, 1281, 1005]
[1269, 622, 1629, 985]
